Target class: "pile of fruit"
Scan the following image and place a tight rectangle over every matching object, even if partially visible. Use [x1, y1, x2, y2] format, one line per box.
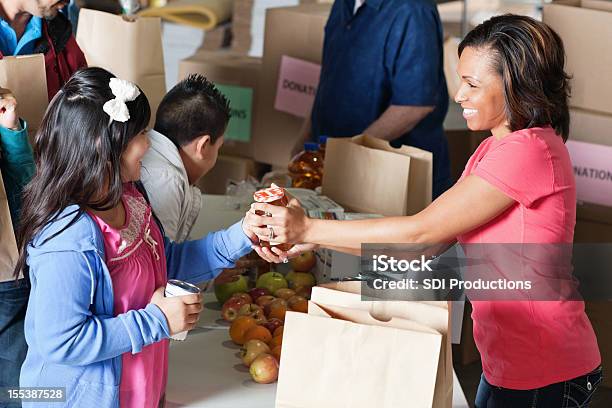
[214, 252, 317, 384]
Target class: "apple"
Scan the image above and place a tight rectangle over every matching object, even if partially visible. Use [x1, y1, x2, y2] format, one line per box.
[221, 296, 249, 322]
[289, 251, 316, 272]
[250, 354, 279, 384]
[214, 274, 249, 304]
[285, 271, 316, 290]
[238, 304, 266, 324]
[231, 292, 253, 304]
[287, 295, 308, 313]
[294, 285, 312, 300]
[255, 295, 276, 308]
[265, 298, 288, 321]
[274, 288, 295, 300]
[256, 272, 288, 295]
[241, 340, 270, 367]
[248, 287, 271, 302]
[262, 318, 283, 334]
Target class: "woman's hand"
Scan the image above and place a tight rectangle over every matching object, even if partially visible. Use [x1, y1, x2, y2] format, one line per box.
[246, 198, 312, 244]
[150, 287, 203, 336]
[0, 88, 20, 130]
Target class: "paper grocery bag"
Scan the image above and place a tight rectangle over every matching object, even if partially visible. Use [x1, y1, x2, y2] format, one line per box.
[276, 303, 443, 408]
[312, 282, 453, 408]
[76, 9, 166, 126]
[0, 172, 19, 281]
[0, 54, 48, 136]
[322, 135, 433, 216]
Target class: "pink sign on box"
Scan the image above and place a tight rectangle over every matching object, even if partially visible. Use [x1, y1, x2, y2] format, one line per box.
[274, 55, 321, 118]
[566, 140, 612, 207]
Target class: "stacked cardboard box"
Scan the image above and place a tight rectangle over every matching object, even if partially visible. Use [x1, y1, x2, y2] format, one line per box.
[231, 0, 317, 57]
[252, 4, 330, 167]
[544, 0, 612, 388]
[178, 50, 262, 159]
[196, 154, 266, 195]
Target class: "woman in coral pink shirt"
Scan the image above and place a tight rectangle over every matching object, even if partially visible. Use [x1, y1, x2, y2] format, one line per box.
[246, 15, 602, 407]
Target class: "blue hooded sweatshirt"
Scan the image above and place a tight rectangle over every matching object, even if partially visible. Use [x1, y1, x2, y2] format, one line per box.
[20, 205, 251, 407]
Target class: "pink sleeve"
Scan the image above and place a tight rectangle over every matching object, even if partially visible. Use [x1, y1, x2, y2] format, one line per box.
[472, 135, 555, 207]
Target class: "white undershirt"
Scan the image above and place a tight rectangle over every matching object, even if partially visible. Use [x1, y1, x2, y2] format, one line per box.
[354, 0, 365, 14]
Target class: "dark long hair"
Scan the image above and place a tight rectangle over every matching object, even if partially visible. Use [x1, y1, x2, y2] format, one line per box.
[458, 14, 571, 141]
[14, 67, 150, 278]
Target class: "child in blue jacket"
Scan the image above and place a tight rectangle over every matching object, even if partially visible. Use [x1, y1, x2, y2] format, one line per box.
[14, 68, 260, 407]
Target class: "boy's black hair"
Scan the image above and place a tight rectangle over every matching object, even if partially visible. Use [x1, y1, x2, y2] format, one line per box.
[154, 74, 231, 147]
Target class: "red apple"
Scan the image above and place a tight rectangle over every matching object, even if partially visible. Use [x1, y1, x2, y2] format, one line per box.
[262, 318, 283, 334]
[238, 304, 266, 324]
[248, 287, 271, 302]
[249, 354, 279, 384]
[289, 251, 316, 272]
[231, 292, 253, 304]
[221, 296, 249, 322]
[241, 339, 270, 367]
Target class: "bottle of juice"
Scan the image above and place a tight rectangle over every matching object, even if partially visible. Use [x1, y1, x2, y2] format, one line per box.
[288, 142, 323, 190]
[318, 135, 328, 160]
[252, 185, 293, 251]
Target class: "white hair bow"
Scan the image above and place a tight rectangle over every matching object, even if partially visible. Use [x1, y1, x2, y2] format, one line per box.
[102, 78, 141, 123]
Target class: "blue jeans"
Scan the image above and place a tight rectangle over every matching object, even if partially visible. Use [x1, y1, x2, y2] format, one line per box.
[0, 279, 29, 408]
[475, 366, 603, 408]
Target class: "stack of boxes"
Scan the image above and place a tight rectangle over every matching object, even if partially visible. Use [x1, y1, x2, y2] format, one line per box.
[544, 0, 612, 388]
[178, 3, 331, 194]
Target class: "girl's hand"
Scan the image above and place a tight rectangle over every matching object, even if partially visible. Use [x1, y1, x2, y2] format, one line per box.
[251, 243, 319, 264]
[246, 198, 311, 245]
[0, 88, 19, 130]
[150, 287, 203, 336]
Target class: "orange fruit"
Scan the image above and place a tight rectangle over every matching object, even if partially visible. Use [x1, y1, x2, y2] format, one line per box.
[273, 326, 284, 338]
[271, 345, 282, 362]
[269, 335, 283, 349]
[243, 325, 272, 344]
[230, 316, 257, 345]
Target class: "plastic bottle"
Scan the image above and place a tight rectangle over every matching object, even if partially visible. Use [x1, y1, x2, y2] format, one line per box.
[318, 135, 328, 160]
[288, 142, 324, 190]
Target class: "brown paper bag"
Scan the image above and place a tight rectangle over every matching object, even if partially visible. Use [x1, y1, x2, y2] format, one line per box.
[0, 54, 48, 136]
[276, 302, 443, 408]
[312, 282, 453, 408]
[322, 135, 433, 216]
[76, 9, 166, 125]
[0, 172, 19, 282]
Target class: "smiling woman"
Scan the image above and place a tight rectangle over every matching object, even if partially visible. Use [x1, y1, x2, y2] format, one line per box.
[245, 14, 603, 408]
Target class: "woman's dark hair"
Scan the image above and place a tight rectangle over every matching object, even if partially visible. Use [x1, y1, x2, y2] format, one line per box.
[14, 67, 150, 278]
[458, 14, 571, 141]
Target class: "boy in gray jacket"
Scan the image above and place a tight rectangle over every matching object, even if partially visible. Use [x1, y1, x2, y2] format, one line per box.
[141, 74, 228, 242]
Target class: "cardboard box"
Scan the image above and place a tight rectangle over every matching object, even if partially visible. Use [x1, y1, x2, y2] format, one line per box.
[566, 108, 612, 211]
[196, 154, 266, 195]
[543, 1, 612, 115]
[252, 4, 330, 167]
[178, 51, 262, 159]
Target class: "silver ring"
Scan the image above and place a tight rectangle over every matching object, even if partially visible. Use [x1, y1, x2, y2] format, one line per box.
[268, 226, 275, 241]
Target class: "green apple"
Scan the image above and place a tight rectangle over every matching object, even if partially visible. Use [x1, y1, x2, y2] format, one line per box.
[214, 274, 249, 304]
[256, 272, 288, 294]
[285, 271, 316, 290]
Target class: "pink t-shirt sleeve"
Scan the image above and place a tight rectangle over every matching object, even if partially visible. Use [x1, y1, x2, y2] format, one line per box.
[472, 133, 555, 207]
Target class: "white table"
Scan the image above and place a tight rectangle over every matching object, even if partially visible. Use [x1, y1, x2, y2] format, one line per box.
[166, 294, 470, 408]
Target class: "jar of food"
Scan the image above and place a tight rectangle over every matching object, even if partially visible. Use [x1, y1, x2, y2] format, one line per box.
[253, 185, 293, 251]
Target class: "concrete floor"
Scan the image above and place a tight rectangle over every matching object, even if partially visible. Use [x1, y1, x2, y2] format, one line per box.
[454, 361, 612, 408]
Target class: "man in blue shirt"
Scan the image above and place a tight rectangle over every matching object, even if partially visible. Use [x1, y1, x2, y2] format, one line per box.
[296, 0, 451, 199]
